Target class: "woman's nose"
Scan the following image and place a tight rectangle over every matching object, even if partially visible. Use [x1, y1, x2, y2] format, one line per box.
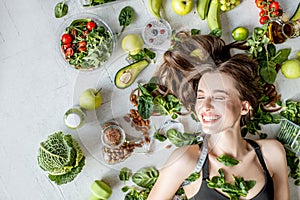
[202, 97, 213, 111]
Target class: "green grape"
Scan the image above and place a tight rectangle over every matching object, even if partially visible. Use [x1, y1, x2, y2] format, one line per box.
[220, 5, 228, 11]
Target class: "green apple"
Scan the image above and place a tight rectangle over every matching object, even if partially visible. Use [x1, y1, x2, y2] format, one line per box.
[281, 59, 300, 79]
[121, 34, 144, 55]
[172, 0, 194, 16]
[79, 88, 102, 110]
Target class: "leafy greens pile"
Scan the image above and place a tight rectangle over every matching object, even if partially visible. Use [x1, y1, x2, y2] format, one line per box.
[119, 167, 158, 200]
[207, 169, 256, 200]
[137, 83, 183, 120]
[37, 131, 85, 185]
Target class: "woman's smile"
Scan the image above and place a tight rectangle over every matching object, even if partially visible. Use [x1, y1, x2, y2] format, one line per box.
[201, 113, 221, 123]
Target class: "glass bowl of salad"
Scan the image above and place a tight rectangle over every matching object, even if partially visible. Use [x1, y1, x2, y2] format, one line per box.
[58, 13, 116, 71]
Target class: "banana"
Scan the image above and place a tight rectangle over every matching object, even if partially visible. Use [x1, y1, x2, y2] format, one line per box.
[148, 0, 162, 18]
[207, 0, 221, 31]
[197, 0, 212, 20]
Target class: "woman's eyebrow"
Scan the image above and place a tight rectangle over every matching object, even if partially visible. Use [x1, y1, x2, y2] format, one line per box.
[197, 89, 228, 95]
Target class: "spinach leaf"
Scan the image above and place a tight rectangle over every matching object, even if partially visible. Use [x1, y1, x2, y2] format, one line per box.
[153, 129, 167, 142]
[217, 154, 239, 166]
[132, 167, 159, 189]
[130, 48, 156, 62]
[138, 95, 154, 119]
[54, 1, 68, 18]
[166, 129, 199, 147]
[259, 61, 277, 84]
[191, 29, 201, 35]
[267, 43, 276, 58]
[209, 28, 222, 37]
[119, 167, 131, 183]
[271, 48, 291, 65]
[185, 172, 200, 182]
[119, 6, 135, 36]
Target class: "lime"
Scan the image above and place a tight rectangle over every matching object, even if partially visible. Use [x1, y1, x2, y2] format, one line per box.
[231, 26, 249, 41]
[281, 59, 300, 79]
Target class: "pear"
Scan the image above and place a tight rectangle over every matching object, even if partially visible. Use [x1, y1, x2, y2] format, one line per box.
[281, 59, 300, 79]
[79, 88, 102, 110]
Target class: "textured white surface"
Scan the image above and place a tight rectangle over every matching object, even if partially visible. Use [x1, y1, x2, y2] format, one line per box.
[0, 0, 299, 199]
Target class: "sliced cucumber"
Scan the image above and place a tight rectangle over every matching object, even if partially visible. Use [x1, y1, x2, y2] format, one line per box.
[290, 2, 300, 21]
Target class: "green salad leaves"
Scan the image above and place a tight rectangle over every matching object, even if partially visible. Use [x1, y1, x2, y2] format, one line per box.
[37, 131, 85, 185]
[137, 83, 183, 120]
[207, 169, 256, 200]
[119, 167, 159, 200]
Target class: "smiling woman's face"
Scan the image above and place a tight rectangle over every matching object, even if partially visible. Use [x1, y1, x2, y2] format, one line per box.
[195, 72, 245, 134]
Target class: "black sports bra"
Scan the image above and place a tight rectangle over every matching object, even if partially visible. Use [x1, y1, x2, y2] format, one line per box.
[189, 139, 274, 200]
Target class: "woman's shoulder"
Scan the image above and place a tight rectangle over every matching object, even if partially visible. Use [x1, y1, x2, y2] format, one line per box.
[255, 138, 285, 153]
[165, 144, 201, 176]
[254, 139, 286, 173]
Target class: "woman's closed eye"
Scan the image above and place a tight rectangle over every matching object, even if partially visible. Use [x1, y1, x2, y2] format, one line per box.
[197, 96, 205, 100]
[213, 96, 226, 101]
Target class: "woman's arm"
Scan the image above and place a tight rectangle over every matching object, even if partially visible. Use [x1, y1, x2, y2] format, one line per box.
[147, 145, 199, 200]
[260, 139, 290, 200]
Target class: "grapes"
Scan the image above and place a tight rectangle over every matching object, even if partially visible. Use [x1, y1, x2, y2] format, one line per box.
[220, 0, 241, 12]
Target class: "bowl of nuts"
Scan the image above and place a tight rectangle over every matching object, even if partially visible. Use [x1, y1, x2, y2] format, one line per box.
[101, 124, 126, 149]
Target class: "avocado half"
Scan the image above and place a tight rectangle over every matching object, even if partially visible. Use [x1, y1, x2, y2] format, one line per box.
[114, 59, 150, 89]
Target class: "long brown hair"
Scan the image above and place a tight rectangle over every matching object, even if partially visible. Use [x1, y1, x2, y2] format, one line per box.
[155, 32, 261, 126]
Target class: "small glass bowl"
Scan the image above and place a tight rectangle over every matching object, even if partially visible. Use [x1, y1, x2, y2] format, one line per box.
[142, 18, 172, 47]
[64, 107, 86, 129]
[57, 13, 116, 72]
[101, 125, 126, 149]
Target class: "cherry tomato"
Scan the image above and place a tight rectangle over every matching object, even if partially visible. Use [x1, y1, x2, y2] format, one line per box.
[270, 10, 280, 17]
[62, 43, 71, 51]
[255, 0, 265, 9]
[259, 10, 268, 17]
[78, 46, 87, 52]
[270, 2, 280, 11]
[61, 33, 73, 44]
[86, 21, 96, 31]
[78, 41, 87, 47]
[65, 48, 74, 57]
[260, 16, 270, 25]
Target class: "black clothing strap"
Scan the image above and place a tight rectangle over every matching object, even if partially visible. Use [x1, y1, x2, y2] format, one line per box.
[190, 139, 274, 200]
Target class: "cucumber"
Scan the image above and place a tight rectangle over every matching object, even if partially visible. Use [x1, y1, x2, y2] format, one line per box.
[290, 2, 300, 21]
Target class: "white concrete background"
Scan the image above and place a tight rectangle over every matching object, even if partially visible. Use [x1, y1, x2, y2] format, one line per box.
[0, 0, 299, 199]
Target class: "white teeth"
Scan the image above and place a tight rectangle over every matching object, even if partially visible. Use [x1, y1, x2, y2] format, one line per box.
[203, 116, 219, 121]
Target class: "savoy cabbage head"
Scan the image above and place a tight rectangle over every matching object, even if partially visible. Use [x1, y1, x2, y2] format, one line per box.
[37, 131, 85, 185]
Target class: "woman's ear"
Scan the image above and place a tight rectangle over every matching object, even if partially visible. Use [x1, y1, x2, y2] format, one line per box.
[241, 101, 251, 115]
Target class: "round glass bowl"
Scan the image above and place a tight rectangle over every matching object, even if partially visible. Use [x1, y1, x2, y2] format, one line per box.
[101, 124, 126, 149]
[57, 13, 116, 71]
[142, 18, 172, 47]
